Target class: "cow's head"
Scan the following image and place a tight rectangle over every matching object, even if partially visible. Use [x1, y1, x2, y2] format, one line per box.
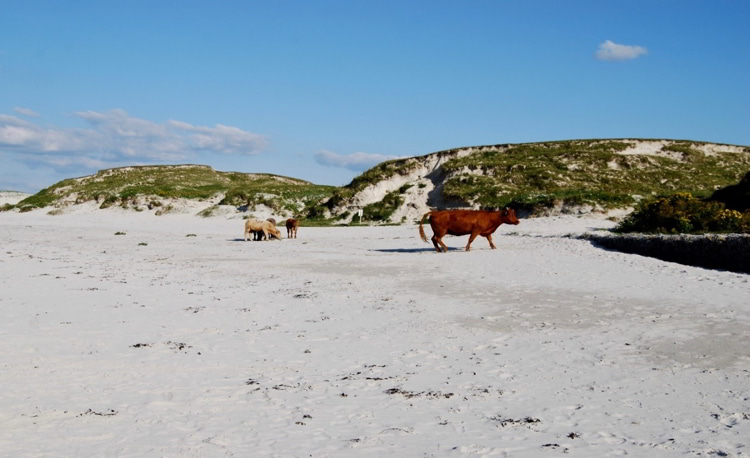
[502, 207, 520, 225]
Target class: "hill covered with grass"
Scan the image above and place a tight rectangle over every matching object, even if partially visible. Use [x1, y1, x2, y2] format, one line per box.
[317, 139, 750, 224]
[6, 165, 335, 218]
[5, 139, 749, 224]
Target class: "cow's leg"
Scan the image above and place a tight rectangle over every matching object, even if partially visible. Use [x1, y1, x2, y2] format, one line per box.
[486, 234, 496, 249]
[465, 231, 481, 251]
[244, 229, 250, 241]
[431, 235, 442, 253]
[430, 227, 449, 252]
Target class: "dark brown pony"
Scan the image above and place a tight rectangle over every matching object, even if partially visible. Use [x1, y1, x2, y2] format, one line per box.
[285, 218, 299, 238]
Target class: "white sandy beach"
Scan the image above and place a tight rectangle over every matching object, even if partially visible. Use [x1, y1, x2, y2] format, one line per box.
[1, 208, 749, 457]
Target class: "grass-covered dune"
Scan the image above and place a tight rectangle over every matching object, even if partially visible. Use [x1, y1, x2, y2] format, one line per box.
[319, 139, 750, 223]
[5, 139, 749, 225]
[7, 164, 335, 217]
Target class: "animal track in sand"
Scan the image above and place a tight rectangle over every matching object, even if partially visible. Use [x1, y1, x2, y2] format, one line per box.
[489, 416, 541, 428]
[384, 388, 455, 399]
[77, 408, 118, 417]
[130, 341, 196, 354]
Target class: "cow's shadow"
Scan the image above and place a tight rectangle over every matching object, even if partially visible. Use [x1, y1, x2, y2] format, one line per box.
[371, 247, 460, 253]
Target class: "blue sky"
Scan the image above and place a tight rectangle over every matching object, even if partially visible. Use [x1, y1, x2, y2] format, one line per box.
[1, 1, 748, 193]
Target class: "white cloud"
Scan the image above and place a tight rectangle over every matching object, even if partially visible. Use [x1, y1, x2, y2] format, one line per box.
[0, 115, 86, 152]
[596, 40, 648, 61]
[13, 107, 40, 117]
[0, 116, 37, 145]
[167, 120, 268, 154]
[0, 109, 268, 173]
[314, 150, 401, 171]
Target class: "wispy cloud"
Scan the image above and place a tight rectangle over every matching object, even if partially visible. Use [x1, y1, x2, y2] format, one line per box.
[314, 150, 401, 171]
[0, 109, 268, 172]
[595, 40, 648, 61]
[167, 120, 267, 155]
[13, 107, 40, 117]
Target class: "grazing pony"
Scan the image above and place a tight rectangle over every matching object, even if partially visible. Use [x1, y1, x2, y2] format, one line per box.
[244, 219, 282, 241]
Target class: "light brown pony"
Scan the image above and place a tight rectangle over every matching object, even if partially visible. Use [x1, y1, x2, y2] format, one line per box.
[244, 219, 282, 241]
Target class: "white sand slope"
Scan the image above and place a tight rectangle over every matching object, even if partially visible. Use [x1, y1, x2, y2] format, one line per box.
[0, 191, 30, 206]
[1, 210, 748, 456]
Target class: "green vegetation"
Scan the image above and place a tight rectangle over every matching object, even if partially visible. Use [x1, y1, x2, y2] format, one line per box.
[13, 186, 60, 210]
[363, 189, 404, 222]
[439, 140, 750, 212]
[616, 172, 750, 234]
[197, 205, 221, 218]
[5, 140, 749, 228]
[11, 165, 336, 216]
[709, 171, 750, 212]
[615, 193, 750, 234]
[316, 157, 423, 216]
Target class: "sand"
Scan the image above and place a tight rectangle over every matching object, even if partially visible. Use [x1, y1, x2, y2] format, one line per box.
[1, 209, 748, 457]
[0, 191, 30, 206]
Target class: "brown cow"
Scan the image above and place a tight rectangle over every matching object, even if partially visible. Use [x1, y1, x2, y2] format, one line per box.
[285, 218, 299, 238]
[419, 208, 519, 253]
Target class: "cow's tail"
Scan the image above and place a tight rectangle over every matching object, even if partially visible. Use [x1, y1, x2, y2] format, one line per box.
[418, 212, 432, 243]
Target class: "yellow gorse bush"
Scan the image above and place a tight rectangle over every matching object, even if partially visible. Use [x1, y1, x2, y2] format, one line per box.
[617, 192, 750, 234]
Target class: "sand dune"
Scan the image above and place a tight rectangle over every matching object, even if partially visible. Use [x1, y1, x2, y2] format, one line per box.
[1, 209, 748, 456]
[0, 191, 29, 206]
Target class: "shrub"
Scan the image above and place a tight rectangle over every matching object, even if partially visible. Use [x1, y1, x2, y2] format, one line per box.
[197, 205, 220, 217]
[398, 183, 413, 193]
[363, 190, 404, 222]
[616, 193, 750, 234]
[99, 195, 119, 209]
[709, 171, 750, 212]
